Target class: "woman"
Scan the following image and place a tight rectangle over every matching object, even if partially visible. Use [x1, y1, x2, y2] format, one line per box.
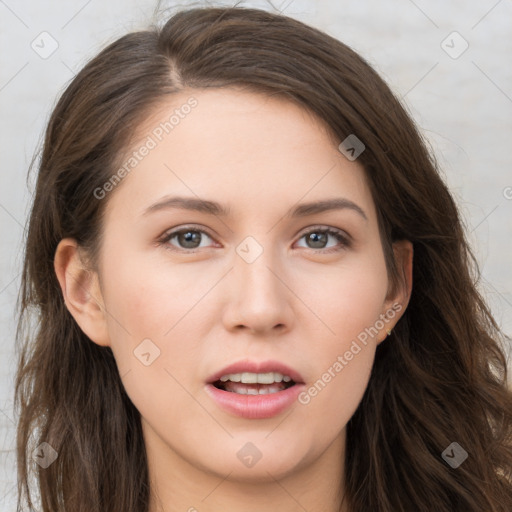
[15, 6, 512, 512]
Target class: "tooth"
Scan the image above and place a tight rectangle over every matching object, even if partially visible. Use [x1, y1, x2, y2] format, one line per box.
[241, 372, 258, 384]
[218, 372, 294, 385]
[227, 382, 286, 395]
[265, 384, 283, 394]
[256, 372, 275, 384]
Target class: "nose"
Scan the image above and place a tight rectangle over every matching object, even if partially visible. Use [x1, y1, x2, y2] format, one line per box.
[221, 241, 294, 336]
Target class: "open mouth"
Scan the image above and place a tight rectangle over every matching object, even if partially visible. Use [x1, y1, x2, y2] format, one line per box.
[212, 372, 296, 395]
[206, 365, 305, 418]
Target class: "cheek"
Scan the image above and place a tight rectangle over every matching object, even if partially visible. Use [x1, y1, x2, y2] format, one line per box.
[293, 252, 388, 426]
[99, 249, 215, 406]
[297, 284, 383, 440]
[296, 345, 375, 450]
[99, 258, 203, 423]
[102, 249, 210, 342]
[298, 251, 390, 338]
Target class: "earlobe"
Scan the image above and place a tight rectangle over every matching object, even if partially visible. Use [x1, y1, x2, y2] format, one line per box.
[54, 238, 110, 347]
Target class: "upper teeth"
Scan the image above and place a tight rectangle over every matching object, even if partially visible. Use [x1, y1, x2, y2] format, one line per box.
[219, 372, 292, 384]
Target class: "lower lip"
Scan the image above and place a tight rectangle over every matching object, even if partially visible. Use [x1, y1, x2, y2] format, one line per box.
[205, 383, 305, 419]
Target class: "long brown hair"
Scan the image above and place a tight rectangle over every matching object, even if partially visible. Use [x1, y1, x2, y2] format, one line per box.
[15, 6, 512, 511]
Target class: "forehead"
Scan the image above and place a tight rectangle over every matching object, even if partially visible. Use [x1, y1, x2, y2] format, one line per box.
[103, 87, 376, 224]
[135, 86, 339, 153]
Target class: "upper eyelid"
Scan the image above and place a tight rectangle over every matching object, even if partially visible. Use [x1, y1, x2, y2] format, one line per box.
[162, 224, 216, 241]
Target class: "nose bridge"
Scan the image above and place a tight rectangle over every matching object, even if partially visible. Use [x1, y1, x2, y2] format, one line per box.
[224, 232, 292, 332]
[234, 233, 282, 296]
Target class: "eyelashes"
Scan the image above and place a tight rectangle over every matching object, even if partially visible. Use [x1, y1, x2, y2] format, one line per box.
[294, 227, 350, 252]
[157, 224, 351, 254]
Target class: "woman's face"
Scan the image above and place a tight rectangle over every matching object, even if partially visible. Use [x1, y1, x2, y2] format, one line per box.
[62, 87, 411, 485]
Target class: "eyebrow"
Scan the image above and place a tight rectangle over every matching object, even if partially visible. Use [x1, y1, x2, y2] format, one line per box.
[143, 196, 368, 221]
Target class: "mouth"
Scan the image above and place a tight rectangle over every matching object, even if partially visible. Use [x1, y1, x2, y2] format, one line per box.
[205, 361, 305, 419]
[212, 371, 296, 395]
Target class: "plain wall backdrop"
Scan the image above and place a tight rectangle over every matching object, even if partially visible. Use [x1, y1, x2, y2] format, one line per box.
[1, 0, 511, 508]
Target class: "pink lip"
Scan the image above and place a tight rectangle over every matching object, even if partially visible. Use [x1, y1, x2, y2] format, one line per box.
[205, 360, 305, 420]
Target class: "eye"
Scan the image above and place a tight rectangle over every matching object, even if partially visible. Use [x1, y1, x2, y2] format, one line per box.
[295, 226, 351, 253]
[159, 226, 217, 252]
[158, 225, 350, 253]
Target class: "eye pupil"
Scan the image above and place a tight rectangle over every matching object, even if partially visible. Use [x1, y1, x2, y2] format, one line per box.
[307, 232, 327, 248]
[179, 230, 201, 248]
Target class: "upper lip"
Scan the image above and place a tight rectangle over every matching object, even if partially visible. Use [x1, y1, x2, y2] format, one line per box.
[207, 360, 305, 384]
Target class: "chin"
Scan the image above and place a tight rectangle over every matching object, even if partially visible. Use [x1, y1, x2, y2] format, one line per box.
[200, 438, 311, 483]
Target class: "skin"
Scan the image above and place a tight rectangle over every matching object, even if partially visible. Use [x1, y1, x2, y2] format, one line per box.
[55, 87, 413, 512]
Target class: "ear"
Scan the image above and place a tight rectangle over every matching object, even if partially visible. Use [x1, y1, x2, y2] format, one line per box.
[54, 238, 110, 347]
[377, 239, 413, 344]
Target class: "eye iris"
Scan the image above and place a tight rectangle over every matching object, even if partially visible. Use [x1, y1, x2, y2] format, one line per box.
[179, 230, 201, 248]
[307, 232, 327, 248]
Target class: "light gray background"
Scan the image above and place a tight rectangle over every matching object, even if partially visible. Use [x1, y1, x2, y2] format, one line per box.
[1, 0, 511, 509]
